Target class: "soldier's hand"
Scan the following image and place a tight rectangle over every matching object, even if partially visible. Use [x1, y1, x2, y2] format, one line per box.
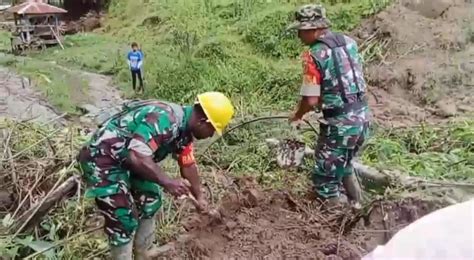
[163, 179, 190, 197]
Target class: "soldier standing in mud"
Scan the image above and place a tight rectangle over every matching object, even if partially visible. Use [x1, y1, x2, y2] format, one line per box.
[287, 4, 371, 207]
[77, 92, 235, 259]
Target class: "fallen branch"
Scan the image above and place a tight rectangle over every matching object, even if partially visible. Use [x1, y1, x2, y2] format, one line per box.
[10, 168, 43, 220]
[353, 161, 392, 187]
[353, 161, 474, 190]
[380, 202, 391, 243]
[336, 214, 349, 256]
[12, 171, 79, 234]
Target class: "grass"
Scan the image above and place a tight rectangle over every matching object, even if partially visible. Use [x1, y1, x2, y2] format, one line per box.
[1, 0, 393, 115]
[4, 0, 474, 258]
[203, 119, 474, 185]
[23, 0, 393, 114]
[362, 122, 474, 180]
[0, 30, 9, 53]
[33, 34, 125, 76]
[0, 56, 89, 114]
[2, 118, 472, 259]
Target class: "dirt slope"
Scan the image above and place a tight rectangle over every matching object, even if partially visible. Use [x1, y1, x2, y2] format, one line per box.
[63, 68, 124, 125]
[358, 0, 474, 127]
[150, 1, 473, 258]
[153, 177, 444, 259]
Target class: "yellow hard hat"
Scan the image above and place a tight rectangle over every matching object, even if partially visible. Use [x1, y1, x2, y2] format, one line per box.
[197, 92, 235, 135]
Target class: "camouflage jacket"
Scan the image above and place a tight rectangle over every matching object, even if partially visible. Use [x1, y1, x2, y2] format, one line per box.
[86, 100, 196, 167]
[300, 31, 370, 127]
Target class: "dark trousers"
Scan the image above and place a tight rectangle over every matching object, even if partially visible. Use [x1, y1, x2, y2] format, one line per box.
[131, 69, 143, 91]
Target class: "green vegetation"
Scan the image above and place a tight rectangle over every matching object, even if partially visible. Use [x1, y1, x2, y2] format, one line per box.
[1, 0, 392, 114]
[34, 34, 125, 75]
[0, 30, 9, 52]
[0, 57, 89, 114]
[1, 117, 472, 258]
[0, 32, 91, 114]
[204, 119, 474, 190]
[363, 122, 474, 180]
[2, 0, 474, 258]
[31, 0, 391, 112]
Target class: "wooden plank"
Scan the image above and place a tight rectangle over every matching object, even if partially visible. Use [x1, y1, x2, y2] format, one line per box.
[34, 31, 54, 36]
[49, 24, 63, 49]
[41, 39, 60, 44]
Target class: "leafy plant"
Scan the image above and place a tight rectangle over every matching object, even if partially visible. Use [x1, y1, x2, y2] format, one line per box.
[27, 0, 393, 115]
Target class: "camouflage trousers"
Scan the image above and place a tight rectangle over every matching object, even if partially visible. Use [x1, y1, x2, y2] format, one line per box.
[312, 121, 369, 198]
[78, 147, 162, 247]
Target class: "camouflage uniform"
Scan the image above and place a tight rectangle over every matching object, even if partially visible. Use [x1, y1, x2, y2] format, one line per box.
[290, 5, 371, 199]
[78, 100, 196, 246]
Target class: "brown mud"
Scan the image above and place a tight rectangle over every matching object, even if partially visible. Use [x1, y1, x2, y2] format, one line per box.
[148, 1, 472, 258]
[356, 0, 474, 127]
[153, 177, 444, 259]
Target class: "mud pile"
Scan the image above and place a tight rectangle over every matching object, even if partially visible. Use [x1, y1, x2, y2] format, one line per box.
[356, 0, 474, 127]
[152, 178, 444, 259]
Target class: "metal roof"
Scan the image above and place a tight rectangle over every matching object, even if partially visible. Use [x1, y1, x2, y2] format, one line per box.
[7, 0, 67, 15]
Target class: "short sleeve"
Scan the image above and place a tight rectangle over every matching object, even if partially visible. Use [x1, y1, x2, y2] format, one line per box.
[176, 143, 196, 167]
[300, 51, 322, 97]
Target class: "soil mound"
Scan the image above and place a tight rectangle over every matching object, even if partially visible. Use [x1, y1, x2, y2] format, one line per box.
[356, 0, 474, 127]
[152, 179, 444, 259]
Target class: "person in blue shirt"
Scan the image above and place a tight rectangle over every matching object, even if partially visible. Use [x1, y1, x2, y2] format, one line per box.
[127, 42, 144, 93]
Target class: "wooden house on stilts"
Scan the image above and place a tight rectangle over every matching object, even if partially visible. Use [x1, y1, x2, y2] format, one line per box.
[6, 0, 66, 54]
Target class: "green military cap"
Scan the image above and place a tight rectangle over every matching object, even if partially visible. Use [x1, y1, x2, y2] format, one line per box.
[287, 4, 331, 30]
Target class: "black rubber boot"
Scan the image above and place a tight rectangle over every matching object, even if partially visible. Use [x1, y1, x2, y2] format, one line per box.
[134, 218, 156, 260]
[110, 242, 133, 260]
[343, 174, 362, 209]
[325, 193, 349, 208]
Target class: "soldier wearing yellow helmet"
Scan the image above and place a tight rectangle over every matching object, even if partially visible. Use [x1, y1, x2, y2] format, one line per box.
[77, 92, 234, 259]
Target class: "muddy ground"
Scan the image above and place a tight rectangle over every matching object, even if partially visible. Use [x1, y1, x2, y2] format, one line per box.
[149, 1, 474, 258]
[0, 66, 67, 125]
[0, 61, 123, 125]
[358, 0, 474, 127]
[151, 177, 444, 259]
[0, 0, 472, 259]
